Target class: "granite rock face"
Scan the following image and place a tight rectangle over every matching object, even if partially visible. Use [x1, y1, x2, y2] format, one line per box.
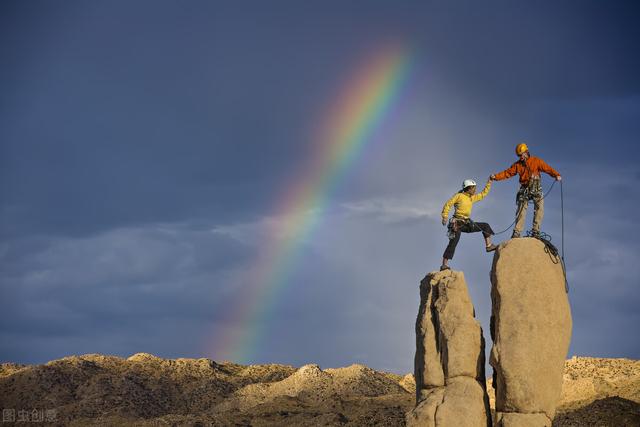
[407, 270, 491, 427]
[490, 238, 572, 425]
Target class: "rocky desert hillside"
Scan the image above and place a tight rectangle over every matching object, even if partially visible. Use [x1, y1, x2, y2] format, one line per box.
[0, 353, 638, 426]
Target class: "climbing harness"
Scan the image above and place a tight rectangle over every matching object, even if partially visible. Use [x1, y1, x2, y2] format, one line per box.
[442, 177, 569, 293]
[492, 179, 557, 236]
[487, 177, 569, 292]
[446, 179, 558, 238]
[446, 217, 469, 239]
[445, 217, 495, 241]
[516, 176, 543, 203]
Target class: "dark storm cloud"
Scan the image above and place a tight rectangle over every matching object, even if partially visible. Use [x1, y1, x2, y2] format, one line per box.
[417, 1, 640, 102]
[3, 1, 638, 238]
[0, 1, 372, 238]
[1, 1, 639, 371]
[0, 224, 253, 363]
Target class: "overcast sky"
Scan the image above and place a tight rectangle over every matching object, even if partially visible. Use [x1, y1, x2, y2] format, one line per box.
[1, 1, 639, 374]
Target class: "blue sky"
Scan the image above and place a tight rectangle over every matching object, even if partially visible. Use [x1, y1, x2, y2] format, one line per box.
[1, 1, 639, 373]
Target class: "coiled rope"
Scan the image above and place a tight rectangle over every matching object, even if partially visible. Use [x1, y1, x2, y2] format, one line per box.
[522, 180, 568, 293]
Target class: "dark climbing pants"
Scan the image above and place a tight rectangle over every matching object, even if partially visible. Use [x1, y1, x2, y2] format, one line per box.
[443, 220, 494, 260]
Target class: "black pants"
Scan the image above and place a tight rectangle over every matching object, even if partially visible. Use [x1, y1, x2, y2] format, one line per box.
[443, 220, 494, 260]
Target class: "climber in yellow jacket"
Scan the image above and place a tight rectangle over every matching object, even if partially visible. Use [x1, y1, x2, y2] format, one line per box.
[440, 178, 497, 271]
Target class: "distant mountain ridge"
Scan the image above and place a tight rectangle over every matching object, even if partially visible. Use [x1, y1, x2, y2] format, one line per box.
[0, 353, 638, 426]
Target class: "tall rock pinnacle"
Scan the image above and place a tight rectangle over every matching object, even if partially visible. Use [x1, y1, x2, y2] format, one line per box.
[490, 238, 572, 426]
[407, 270, 491, 427]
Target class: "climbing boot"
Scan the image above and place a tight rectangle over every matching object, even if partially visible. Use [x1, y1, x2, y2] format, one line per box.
[439, 265, 450, 271]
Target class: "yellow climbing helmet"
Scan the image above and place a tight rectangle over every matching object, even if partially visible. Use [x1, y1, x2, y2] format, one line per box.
[515, 143, 529, 155]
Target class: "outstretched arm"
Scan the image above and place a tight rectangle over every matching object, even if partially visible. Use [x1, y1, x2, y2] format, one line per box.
[491, 162, 518, 181]
[472, 180, 492, 202]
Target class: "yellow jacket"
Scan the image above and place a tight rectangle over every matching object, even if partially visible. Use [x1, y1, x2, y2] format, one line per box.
[441, 181, 491, 221]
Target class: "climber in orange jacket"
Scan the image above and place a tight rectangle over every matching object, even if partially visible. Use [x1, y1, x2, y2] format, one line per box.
[490, 143, 562, 238]
[440, 178, 497, 271]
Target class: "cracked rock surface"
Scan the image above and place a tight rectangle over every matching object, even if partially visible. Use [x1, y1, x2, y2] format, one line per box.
[407, 270, 491, 427]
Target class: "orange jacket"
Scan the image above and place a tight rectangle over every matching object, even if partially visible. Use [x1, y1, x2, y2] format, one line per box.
[494, 156, 560, 185]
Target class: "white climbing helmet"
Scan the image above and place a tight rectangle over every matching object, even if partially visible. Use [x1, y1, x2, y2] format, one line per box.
[462, 179, 477, 189]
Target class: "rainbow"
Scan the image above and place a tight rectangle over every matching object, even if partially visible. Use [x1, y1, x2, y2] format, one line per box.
[213, 43, 413, 363]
